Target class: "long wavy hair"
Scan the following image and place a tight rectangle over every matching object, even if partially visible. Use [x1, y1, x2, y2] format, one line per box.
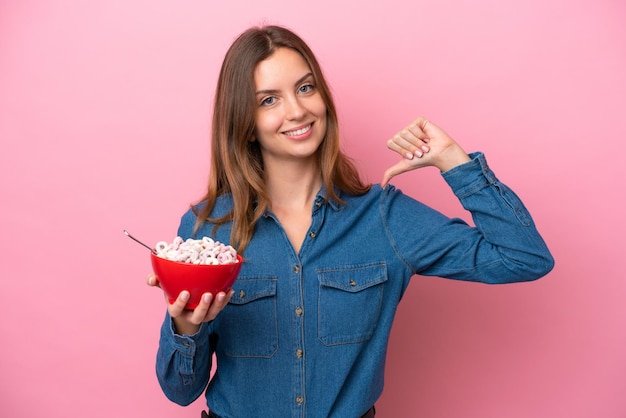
[193, 25, 371, 253]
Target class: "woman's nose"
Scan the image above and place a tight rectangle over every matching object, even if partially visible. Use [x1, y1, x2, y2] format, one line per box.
[284, 96, 306, 120]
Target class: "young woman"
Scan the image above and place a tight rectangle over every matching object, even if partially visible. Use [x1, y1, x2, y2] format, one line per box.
[148, 25, 554, 418]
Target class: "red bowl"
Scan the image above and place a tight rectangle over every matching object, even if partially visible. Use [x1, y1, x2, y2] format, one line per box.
[150, 252, 243, 309]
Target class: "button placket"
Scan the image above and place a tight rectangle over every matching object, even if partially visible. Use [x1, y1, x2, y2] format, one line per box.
[288, 230, 306, 414]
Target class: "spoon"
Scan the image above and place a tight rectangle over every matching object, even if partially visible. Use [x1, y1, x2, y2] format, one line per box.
[124, 230, 157, 254]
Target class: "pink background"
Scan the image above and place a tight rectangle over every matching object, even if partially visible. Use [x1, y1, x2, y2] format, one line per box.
[1, 0, 625, 417]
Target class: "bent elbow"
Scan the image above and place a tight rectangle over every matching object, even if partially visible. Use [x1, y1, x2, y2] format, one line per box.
[529, 252, 555, 281]
[539, 253, 555, 277]
[503, 251, 555, 283]
[527, 249, 554, 280]
[157, 376, 203, 406]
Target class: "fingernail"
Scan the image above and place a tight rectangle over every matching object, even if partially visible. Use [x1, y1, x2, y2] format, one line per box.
[422, 145, 429, 152]
[405, 152, 414, 160]
[414, 150, 423, 158]
[203, 293, 211, 303]
[181, 291, 190, 301]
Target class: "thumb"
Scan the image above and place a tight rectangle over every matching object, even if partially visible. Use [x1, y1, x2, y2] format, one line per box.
[147, 273, 161, 288]
[381, 159, 414, 188]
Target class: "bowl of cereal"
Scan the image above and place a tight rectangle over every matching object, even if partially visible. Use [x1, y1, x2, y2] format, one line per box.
[150, 236, 243, 309]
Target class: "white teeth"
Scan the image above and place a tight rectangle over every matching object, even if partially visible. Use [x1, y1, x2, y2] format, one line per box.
[284, 124, 311, 136]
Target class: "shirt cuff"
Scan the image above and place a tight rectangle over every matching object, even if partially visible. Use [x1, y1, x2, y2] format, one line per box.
[161, 312, 209, 356]
[441, 151, 498, 199]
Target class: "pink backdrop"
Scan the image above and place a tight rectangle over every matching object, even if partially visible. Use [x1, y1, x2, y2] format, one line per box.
[2, 0, 625, 417]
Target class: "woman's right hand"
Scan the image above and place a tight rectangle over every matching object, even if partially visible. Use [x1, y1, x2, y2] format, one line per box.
[147, 273, 234, 335]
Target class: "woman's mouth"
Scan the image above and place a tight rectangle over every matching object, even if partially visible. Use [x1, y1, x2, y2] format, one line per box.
[283, 123, 312, 137]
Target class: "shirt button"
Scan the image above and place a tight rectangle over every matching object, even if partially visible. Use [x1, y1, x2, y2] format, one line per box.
[295, 307, 303, 316]
[308, 231, 316, 238]
[349, 279, 357, 286]
[296, 349, 303, 358]
[294, 265, 300, 273]
[296, 396, 304, 405]
[238, 289, 246, 298]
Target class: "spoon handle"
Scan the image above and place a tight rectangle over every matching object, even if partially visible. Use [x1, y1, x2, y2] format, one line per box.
[124, 230, 157, 254]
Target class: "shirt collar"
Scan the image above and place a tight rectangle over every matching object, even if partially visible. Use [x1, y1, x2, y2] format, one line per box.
[259, 183, 343, 218]
[314, 183, 343, 212]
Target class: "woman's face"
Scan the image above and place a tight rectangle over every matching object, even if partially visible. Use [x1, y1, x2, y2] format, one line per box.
[252, 47, 327, 167]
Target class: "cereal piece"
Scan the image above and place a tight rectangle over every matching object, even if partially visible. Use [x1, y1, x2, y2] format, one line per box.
[155, 236, 239, 265]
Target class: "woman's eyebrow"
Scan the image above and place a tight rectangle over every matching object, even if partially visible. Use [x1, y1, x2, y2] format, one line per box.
[256, 72, 313, 96]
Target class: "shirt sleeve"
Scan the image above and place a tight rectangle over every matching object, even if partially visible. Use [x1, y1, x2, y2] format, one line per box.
[155, 312, 213, 405]
[155, 209, 214, 405]
[381, 152, 554, 283]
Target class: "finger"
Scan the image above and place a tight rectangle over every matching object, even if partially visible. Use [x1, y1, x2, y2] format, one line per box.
[381, 159, 414, 188]
[186, 290, 232, 324]
[146, 273, 161, 288]
[414, 116, 431, 133]
[407, 123, 430, 142]
[204, 290, 234, 322]
[407, 125, 431, 152]
[387, 135, 429, 159]
[214, 290, 234, 311]
[405, 123, 431, 154]
[185, 292, 212, 324]
[168, 290, 191, 317]
[388, 129, 430, 159]
[386, 137, 415, 160]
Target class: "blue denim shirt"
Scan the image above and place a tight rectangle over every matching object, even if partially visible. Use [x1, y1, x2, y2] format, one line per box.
[156, 152, 554, 418]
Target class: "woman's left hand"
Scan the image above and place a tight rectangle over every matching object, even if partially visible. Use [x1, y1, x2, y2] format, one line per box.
[381, 116, 471, 187]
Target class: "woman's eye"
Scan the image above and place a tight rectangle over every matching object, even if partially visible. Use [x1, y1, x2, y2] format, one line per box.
[299, 84, 314, 94]
[261, 96, 276, 106]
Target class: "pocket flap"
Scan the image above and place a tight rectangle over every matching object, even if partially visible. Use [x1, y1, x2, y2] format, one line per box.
[229, 277, 277, 304]
[318, 263, 387, 293]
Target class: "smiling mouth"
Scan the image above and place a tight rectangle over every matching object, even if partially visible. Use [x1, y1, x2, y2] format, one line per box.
[283, 124, 312, 136]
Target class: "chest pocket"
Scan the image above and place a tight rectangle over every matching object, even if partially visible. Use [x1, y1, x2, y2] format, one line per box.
[317, 263, 387, 346]
[217, 277, 278, 358]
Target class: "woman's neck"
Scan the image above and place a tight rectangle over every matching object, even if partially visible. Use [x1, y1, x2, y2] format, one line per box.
[264, 159, 323, 211]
